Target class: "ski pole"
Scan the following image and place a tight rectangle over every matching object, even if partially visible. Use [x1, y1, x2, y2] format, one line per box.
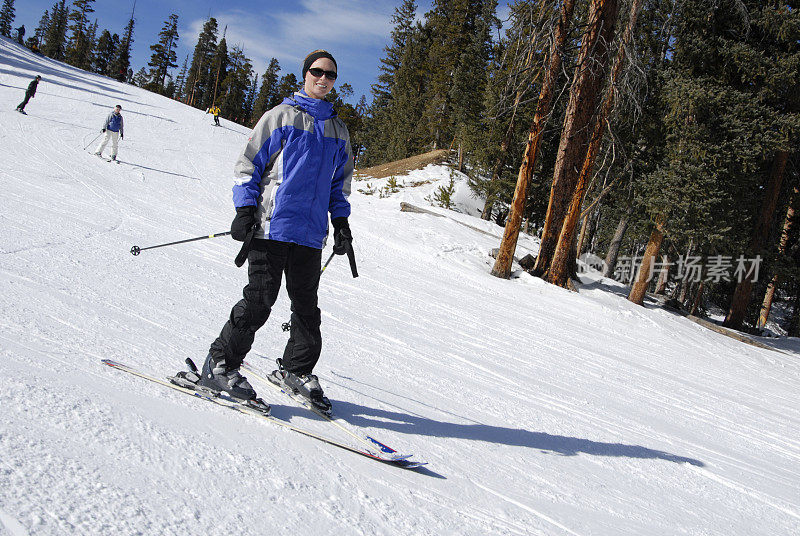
[320, 250, 336, 275]
[83, 132, 102, 150]
[281, 251, 336, 332]
[130, 231, 231, 256]
[346, 243, 359, 278]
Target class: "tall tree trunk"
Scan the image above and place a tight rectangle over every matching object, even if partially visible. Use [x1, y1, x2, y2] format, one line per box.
[758, 182, 798, 329]
[724, 151, 789, 329]
[689, 281, 705, 316]
[547, 0, 641, 287]
[675, 239, 695, 305]
[533, 0, 620, 278]
[577, 211, 591, 258]
[490, 0, 577, 278]
[629, 213, 667, 305]
[603, 205, 632, 277]
[654, 255, 671, 295]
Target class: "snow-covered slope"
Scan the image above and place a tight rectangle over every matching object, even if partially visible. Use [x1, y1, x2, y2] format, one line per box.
[1, 38, 799, 536]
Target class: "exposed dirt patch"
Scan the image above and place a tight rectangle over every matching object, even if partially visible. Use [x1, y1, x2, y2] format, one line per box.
[355, 149, 452, 179]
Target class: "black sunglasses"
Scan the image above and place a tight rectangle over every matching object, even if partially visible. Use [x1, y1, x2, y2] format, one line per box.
[308, 67, 338, 81]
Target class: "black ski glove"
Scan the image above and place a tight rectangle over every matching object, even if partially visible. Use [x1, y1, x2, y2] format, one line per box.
[101, 128, 106, 132]
[332, 217, 352, 255]
[231, 206, 257, 241]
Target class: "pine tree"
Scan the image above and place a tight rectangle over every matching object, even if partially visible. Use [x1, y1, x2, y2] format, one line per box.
[450, 0, 499, 169]
[353, 94, 369, 164]
[364, 1, 427, 166]
[0, 0, 15, 38]
[94, 30, 118, 76]
[85, 19, 98, 69]
[243, 74, 258, 126]
[383, 22, 431, 160]
[109, 11, 135, 82]
[219, 45, 251, 121]
[274, 72, 300, 101]
[328, 84, 364, 161]
[172, 54, 189, 102]
[132, 67, 148, 87]
[204, 36, 228, 109]
[371, 0, 418, 109]
[628, 0, 796, 313]
[722, 1, 800, 327]
[184, 18, 218, 107]
[423, 0, 491, 149]
[34, 9, 50, 48]
[66, 0, 95, 70]
[146, 13, 179, 94]
[363, 20, 431, 166]
[43, 1, 69, 60]
[252, 57, 280, 120]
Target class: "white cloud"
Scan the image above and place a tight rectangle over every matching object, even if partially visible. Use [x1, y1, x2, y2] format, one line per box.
[178, 0, 395, 98]
[273, 0, 394, 45]
[181, 1, 394, 69]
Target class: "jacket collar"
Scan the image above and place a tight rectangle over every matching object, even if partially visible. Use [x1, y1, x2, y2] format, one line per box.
[284, 90, 336, 120]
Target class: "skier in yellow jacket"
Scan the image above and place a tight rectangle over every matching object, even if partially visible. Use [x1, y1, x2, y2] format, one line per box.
[207, 105, 221, 126]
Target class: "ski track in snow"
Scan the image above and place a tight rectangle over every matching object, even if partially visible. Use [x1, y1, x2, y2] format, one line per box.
[2, 37, 800, 535]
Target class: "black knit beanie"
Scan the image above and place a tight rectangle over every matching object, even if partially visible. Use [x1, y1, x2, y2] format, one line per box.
[302, 50, 337, 80]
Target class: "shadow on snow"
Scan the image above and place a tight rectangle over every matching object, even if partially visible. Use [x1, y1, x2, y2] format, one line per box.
[314, 369, 706, 467]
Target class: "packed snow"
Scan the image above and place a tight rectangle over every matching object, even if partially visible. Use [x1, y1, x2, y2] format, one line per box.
[1, 37, 799, 536]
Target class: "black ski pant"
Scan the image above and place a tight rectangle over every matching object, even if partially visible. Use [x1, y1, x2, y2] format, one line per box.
[17, 92, 32, 111]
[209, 238, 322, 375]
[214, 116, 220, 126]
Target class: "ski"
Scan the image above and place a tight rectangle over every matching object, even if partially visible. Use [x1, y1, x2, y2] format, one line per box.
[242, 361, 416, 462]
[92, 153, 120, 164]
[100, 359, 426, 469]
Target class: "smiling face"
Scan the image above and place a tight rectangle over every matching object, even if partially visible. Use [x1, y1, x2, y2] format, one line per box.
[303, 57, 337, 99]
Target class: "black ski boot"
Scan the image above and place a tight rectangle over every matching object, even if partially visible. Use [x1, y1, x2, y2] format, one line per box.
[197, 354, 270, 412]
[169, 357, 270, 414]
[268, 360, 332, 414]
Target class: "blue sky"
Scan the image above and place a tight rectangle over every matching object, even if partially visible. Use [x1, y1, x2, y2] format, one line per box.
[15, 0, 511, 104]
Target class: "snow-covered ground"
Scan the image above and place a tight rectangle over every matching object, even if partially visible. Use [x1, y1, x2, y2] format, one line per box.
[1, 38, 799, 536]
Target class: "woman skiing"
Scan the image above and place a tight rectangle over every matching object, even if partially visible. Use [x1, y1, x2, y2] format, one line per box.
[95, 105, 124, 161]
[198, 50, 353, 415]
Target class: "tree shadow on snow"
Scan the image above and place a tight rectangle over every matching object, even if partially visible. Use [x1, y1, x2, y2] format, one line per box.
[16, 112, 96, 131]
[87, 102, 177, 122]
[120, 161, 200, 181]
[0, 63, 128, 98]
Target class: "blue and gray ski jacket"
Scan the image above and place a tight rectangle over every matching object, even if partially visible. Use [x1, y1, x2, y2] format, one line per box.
[232, 91, 353, 249]
[102, 111, 124, 136]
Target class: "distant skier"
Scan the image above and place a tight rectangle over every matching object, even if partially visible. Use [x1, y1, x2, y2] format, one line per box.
[15, 25, 25, 45]
[207, 104, 221, 126]
[197, 49, 353, 414]
[15, 75, 41, 113]
[95, 105, 124, 161]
